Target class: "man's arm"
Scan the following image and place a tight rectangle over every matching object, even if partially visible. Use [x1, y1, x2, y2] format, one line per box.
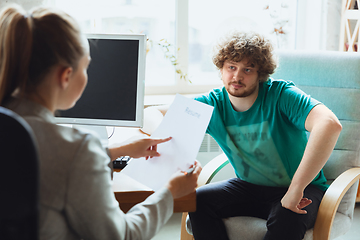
[281, 104, 342, 214]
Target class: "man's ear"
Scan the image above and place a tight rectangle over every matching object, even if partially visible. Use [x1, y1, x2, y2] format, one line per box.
[59, 67, 73, 90]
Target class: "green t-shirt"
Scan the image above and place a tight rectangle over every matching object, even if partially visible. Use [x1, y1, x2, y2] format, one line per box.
[195, 79, 328, 191]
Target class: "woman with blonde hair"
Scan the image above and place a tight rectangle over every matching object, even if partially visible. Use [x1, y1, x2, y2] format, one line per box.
[0, 4, 201, 240]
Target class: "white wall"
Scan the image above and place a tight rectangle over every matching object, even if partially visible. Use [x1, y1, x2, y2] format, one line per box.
[296, 0, 341, 51]
[325, 0, 342, 50]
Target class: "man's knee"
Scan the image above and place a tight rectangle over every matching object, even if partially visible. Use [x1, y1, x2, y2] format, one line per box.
[265, 203, 315, 240]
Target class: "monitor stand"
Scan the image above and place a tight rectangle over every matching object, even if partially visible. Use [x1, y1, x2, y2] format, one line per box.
[72, 125, 109, 147]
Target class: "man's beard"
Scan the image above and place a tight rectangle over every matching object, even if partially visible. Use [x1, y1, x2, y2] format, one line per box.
[226, 81, 258, 98]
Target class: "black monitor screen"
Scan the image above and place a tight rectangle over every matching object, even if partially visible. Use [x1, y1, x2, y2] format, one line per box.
[56, 34, 145, 127]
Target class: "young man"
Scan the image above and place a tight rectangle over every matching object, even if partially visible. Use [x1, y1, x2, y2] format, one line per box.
[153, 31, 342, 240]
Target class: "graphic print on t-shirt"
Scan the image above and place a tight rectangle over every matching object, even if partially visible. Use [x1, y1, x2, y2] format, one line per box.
[226, 121, 291, 186]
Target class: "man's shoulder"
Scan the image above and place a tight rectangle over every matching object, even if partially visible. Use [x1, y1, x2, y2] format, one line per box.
[262, 78, 298, 98]
[194, 87, 226, 105]
[264, 78, 296, 89]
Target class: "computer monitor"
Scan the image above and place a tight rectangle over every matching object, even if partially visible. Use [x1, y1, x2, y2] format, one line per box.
[56, 34, 146, 143]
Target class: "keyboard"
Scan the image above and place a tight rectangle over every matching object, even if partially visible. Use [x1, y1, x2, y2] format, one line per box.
[113, 156, 131, 169]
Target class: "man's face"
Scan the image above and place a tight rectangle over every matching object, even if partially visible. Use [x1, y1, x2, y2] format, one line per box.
[221, 58, 260, 98]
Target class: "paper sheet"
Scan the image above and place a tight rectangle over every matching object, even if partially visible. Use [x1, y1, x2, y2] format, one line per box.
[121, 94, 214, 191]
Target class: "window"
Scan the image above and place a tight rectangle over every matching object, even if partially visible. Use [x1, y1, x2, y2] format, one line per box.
[49, 0, 298, 95]
[188, 0, 297, 86]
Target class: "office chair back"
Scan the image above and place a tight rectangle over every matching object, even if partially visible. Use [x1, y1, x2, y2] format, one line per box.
[0, 106, 39, 240]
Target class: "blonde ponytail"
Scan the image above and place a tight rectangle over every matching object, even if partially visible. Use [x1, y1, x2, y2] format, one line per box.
[0, 4, 33, 105]
[0, 4, 84, 105]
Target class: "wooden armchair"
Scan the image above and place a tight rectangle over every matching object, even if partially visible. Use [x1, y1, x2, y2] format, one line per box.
[181, 50, 360, 240]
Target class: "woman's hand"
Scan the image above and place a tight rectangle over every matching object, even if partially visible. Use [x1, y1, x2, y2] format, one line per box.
[166, 160, 202, 199]
[127, 136, 172, 159]
[109, 136, 172, 160]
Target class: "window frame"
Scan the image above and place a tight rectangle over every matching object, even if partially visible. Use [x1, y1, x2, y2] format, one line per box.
[145, 0, 221, 95]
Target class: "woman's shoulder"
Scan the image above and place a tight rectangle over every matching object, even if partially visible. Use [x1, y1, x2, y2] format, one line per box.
[26, 116, 90, 145]
[26, 117, 109, 166]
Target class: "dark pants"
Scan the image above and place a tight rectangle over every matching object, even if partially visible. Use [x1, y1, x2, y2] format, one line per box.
[189, 178, 325, 240]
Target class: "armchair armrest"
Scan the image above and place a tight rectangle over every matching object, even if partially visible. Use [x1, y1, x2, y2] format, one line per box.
[313, 167, 360, 240]
[181, 153, 229, 240]
[197, 152, 229, 187]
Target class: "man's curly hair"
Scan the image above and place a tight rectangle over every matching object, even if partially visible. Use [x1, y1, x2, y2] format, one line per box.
[212, 31, 277, 82]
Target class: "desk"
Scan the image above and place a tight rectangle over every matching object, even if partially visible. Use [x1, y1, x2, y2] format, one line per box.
[112, 171, 196, 213]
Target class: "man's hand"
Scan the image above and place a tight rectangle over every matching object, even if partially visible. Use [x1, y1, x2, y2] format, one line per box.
[281, 187, 312, 214]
